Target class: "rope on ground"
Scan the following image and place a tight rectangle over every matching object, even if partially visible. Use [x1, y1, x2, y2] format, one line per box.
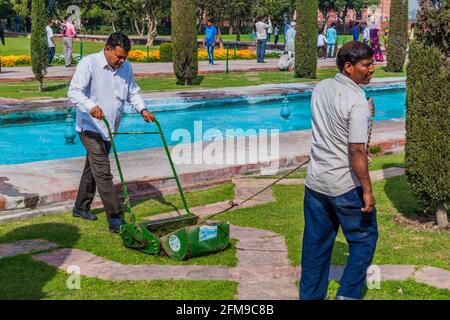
[196, 158, 311, 225]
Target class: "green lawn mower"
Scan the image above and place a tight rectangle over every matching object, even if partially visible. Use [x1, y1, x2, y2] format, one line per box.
[103, 118, 230, 261]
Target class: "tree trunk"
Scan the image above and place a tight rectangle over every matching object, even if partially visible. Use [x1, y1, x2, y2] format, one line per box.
[130, 18, 136, 34]
[38, 80, 43, 92]
[236, 22, 241, 42]
[436, 202, 448, 227]
[146, 12, 158, 47]
[218, 21, 224, 49]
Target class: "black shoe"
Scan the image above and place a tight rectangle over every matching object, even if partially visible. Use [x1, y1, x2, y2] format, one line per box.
[72, 208, 98, 221]
[108, 216, 127, 233]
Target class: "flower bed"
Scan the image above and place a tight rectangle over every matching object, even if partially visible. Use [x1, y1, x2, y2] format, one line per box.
[0, 48, 275, 66]
[0, 55, 31, 67]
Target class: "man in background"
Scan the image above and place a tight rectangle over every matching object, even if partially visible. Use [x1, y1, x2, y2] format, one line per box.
[255, 17, 270, 63]
[326, 23, 337, 58]
[46, 20, 56, 66]
[203, 18, 217, 65]
[61, 16, 77, 67]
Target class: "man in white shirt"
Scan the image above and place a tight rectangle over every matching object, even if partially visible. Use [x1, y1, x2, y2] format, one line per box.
[46, 20, 55, 66]
[362, 23, 370, 45]
[285, 21, 296, 54]
[255, 17, 270, 63]
[317, 30, 327, 59]
[68, 32, 155, 233]
[300, 41, 378, 300]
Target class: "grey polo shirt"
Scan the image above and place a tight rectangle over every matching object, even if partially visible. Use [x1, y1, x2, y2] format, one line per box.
[305, 73, 371, 196]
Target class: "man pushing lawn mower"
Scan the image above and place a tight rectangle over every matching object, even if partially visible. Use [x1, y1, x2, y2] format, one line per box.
[68, 32, 155, 233]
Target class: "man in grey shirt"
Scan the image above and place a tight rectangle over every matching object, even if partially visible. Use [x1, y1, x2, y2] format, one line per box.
[300, 41, 378, 300]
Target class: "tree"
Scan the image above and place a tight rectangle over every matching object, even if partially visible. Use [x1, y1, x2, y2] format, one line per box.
[405, 0, 450, 227]
[172, 0, 198, 85]
[0, 0, 15, 19]
[31, 0, 48, 92]
[386, 0, 408, 72]
[318, 0, 380, 22]
[295, 0, 318, 78]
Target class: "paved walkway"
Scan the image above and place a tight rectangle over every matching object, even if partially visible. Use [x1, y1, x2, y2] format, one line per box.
[2, 167, 447, 300]
[0, 58, 387, 82]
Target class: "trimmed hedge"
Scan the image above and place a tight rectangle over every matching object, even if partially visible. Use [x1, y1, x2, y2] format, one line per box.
[386, 0, 408, 72]
[31, 0, 48, 91]
[405, 41, 450, 216]
[295, 0, 318, 78]
[160, 43, 173, 62]
[172, 0, 198, 85]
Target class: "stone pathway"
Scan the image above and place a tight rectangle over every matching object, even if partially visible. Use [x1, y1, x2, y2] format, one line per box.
[1, 167, 448, 299]
[0, 239, 58, 259]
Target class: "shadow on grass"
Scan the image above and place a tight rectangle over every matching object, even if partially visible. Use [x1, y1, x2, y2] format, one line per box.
[43, 83, 68, 92]
[0, 223, 80, 300]
[382, 164, 422, 217]
[175, 75, 205, 86]
[381, 164, 446, 225]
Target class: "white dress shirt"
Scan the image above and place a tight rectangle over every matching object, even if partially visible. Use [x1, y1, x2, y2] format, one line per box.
[68, 50, 147, 141]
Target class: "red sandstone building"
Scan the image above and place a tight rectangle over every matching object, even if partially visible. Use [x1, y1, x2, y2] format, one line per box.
[318, 0, 392, 29]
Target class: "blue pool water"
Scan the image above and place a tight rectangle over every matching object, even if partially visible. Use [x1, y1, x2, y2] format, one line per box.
[0, 86, 406, 165]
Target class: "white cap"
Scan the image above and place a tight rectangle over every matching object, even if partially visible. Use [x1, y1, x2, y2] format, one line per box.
[290, 21, 296, 27]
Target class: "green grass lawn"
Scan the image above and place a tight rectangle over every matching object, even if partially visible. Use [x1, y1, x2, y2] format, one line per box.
[0, 67, 406, 100]
[0, 36, 159, 57]
[257, 153, 406, 180]
[0, 153, 448, 300]
[0, 35, 357, 57]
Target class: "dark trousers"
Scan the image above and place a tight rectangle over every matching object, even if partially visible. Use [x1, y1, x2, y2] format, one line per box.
[257, 39, 267, 62]
[318, 45, 327, 59]
[48, 47, 55, 64]
[74, 131, 123, 219]
[300, 187, 378, 300]
[274, 35, 279, 45]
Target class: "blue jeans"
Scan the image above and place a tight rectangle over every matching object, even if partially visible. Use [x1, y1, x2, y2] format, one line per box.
[327, 44, 336, 58]
[300, 187, 378, 300]
[257, 39, 267, 62]
[206, 42, 214, 64]
[48, 47, 56, 64]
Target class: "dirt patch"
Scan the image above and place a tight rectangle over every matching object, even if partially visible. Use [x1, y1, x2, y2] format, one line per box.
[393, 213, 450, 232]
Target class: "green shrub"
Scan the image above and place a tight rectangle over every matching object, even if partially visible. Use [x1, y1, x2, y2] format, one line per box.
[386, 0, 409, 72]
[172, 0, 198, 85]
[31, 0, 48, 92]
[369, 146, 383, 155]
[295, 0, 318, 78]
[160, 43, 173, 62]
[405, 41, 450, 226]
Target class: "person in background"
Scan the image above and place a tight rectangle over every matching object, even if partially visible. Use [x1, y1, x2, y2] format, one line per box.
[61, 16, 77, 67]
[326, 22, 337, 58]
[278, 50, 294, 71]
[13, 14, 20, 33]
[317, 29, 327, 59]
[255, 17, 270, 63]
[352, 22, 360, 41]
[266, 17, 273, 43]
[284, 20, 290, 45]
[46, 19, 56, 66]
[368, 10, 384, 62]
[362, 23, 370, 45]
[285, 21, 296, 55]
[0, 19, 5, 46]
[274, 23, 280, 46]
[203, 18, 217, 65]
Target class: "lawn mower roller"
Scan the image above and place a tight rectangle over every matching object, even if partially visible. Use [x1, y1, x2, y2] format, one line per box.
[102, 118, 230, 261]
